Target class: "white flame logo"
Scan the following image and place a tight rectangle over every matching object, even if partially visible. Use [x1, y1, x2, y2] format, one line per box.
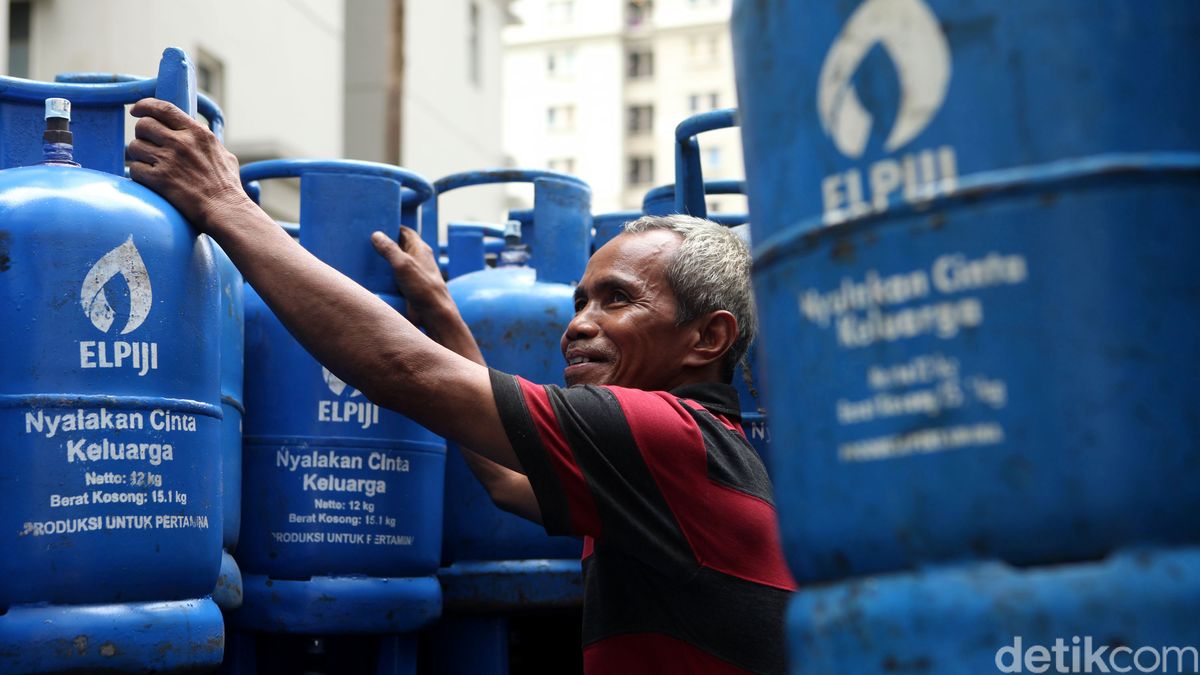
[322, 367, 362, 398]
[817, 0, 951, 159]
[80, 236, 153, 334]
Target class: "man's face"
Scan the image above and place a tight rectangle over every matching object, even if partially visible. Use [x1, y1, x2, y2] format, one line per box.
[561, 230, 695, 390]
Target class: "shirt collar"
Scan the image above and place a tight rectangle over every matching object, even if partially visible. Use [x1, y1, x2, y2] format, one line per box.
[669, 381, 742, 421]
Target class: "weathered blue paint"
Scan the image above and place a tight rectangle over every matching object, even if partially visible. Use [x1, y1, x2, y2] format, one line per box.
[212, 547, 244, 611]
[235, 159, 443, 635]
[790, 546, 1200, 675]
[733, 0, 1200, 583]
[0, 48, 227, 673]
[0, 598, 225, 674]
[432, 171, 589, 609]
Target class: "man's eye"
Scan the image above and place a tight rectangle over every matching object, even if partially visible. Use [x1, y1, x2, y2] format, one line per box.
[574, 299, 586, 312]
[612, 290, 630, 304]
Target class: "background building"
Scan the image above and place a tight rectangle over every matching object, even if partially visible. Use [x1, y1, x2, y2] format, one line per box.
[502, 0, 744, 216]
[0, 0, 509, 239]
[346, 0, 513, 239]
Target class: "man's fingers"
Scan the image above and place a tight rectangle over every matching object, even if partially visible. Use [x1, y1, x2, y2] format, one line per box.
[398, 226, 425, 254]
[371, 231, 411, 270]
[397, 226, 442, 276]
[126, 139, 163, 166]
[130, 98, 200, 132]
[132, 117, 173, 147]
[127, 159, 154, 184]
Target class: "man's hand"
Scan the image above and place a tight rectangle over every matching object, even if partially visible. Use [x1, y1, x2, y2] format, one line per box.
[371, 227, 487, 366]
[127, 98, 250, 231]
[373, 229, 541, 522]
[370, 227, 450, 331]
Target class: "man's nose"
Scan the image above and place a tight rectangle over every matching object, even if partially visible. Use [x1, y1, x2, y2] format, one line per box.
[564, 305, 599, 341]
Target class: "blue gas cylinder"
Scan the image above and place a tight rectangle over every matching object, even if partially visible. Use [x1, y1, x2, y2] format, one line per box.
[0, 134, 221, 609]
[422, 173, 590, 675]
[733, 0, 1200, 582]
[54, 69, 247, 613]
[446, 222, 505, 280]
[644, 180, 749, 228]
[0, 49, 228, 675]
[234, 160, 443, 635]
[445, 265, 578, 564]
[429, 170, 590, 570]
[789, 547, 1200, 675]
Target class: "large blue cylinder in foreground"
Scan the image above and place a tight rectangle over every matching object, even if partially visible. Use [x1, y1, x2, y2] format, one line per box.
[0, 47, 227, 675]
[0, 163, 222, 606]
[53, 69, 246, 613]
[235, 160, 443, 634]
[789, 547, 1200, 675]
[733, 0, 1200, 583]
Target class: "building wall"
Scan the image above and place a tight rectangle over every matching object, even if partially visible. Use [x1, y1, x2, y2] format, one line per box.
[504, 17, 625, 216]
[503, 0, 744, 217]
[1, 0, 511, 233]
[20, 0, 343, 159]
[345, 0, 511, 243]
[6, 0, 344, 221]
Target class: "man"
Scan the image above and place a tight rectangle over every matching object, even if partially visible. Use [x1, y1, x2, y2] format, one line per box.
[128, 99, 795, 674]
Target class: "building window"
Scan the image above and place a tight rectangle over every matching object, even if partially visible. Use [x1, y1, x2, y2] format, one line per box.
[626, 48, 654, 79]
[546, 48, 575, 78]
[468, 1, 482, 86]
[626, 0, 653, 27]
[548, 157, 576, 174]
[7, 0, 31, 78]
[628, 155, 654, 186]
[627, 104, 653, 135]
[195, 50, 226, 105]
[547, 0, 574, 25]
[688, 91, 720, 113]
[547, 104, 576, 132]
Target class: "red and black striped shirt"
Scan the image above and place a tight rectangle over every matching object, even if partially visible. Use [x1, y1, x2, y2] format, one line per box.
[490, 369, 796, 674]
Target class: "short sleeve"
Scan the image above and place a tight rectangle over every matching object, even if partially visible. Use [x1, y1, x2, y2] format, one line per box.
[489, 369, 699, 570]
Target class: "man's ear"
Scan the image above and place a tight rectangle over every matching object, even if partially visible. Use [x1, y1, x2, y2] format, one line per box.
[682, 310, 738, 370]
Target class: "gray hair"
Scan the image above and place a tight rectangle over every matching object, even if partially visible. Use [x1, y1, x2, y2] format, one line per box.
[622, 214, 757, 381]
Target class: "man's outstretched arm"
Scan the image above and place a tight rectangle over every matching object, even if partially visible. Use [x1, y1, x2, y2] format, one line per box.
[127, 98, 522, 474]
[371, 229, 542, 524]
